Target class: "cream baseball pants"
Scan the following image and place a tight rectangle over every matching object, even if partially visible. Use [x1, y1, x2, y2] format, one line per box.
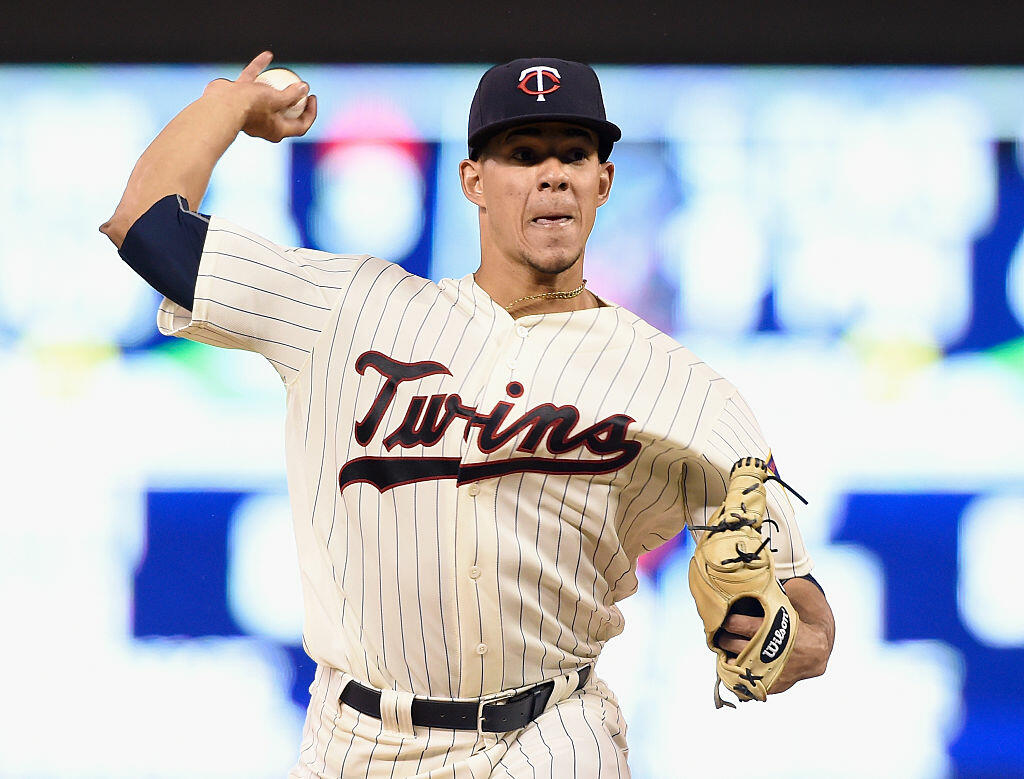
[289, 664, 631, 778]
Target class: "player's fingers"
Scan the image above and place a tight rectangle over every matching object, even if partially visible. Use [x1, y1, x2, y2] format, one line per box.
[721, 613, 760, 638]
[275, 80, 309, 108]
[275, 92, 316, 137]
[714, 630, 751, 655]
[239, 50, 274, 82]
[296, 94, 318, 131]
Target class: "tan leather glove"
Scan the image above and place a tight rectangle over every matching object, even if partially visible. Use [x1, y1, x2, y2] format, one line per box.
[688, 457, 804, 708]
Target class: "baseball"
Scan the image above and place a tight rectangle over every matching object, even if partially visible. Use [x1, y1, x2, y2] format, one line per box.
[255, 67, 307, 119]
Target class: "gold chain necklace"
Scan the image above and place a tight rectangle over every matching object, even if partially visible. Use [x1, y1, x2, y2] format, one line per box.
[504, 279, 588, 312]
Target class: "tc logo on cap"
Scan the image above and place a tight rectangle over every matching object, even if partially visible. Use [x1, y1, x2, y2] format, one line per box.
[518, 66, 561, 102]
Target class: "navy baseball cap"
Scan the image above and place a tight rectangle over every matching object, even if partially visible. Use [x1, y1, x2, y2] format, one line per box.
[468, 58, 621, 163]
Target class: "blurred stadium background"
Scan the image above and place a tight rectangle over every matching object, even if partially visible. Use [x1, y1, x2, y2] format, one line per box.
[1, 61, 1023, 777]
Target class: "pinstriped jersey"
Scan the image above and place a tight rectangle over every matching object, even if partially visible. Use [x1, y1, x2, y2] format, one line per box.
[158, 215, 813, 699]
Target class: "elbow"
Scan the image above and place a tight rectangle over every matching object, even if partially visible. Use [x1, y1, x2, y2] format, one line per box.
[99, 212, 131, 249]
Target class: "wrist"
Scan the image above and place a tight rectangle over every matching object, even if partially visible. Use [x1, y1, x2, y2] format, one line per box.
[197, 82, 253, 132]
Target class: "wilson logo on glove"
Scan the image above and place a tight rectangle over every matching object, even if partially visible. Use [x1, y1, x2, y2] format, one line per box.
[760, 607, 791, 662]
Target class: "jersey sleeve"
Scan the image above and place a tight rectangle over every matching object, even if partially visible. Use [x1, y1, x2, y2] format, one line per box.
[156, 213, 376, 383]
[682, 388, 813, 579]
[119, 194, 207, 310]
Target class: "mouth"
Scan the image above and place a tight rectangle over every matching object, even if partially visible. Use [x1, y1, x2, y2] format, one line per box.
[530, 215, 574, 226]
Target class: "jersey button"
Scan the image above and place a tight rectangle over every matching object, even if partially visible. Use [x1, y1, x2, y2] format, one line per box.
[469, 566, 482, 579]
[506, 359, 517, 370]
[467, 484, 480, 497]
[516, 325, 529, 338]
[476, 643, 488, 655]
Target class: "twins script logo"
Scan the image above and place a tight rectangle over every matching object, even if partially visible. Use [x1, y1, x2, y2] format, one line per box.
[518, 66, 561, 102]
[338, 351, 641, 492]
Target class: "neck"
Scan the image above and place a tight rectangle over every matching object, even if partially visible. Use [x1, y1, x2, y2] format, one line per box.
[473, 258, 601, 318]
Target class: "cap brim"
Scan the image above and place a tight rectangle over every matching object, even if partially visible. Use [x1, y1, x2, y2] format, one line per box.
[468, 114, 622, 160]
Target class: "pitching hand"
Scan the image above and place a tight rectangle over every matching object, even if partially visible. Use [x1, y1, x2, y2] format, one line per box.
[203, 51, 318, 143]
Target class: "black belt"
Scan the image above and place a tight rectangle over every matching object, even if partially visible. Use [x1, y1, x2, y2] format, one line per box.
[339, 666, 591, 733]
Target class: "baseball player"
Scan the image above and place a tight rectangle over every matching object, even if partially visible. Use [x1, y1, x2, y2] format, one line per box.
[101, 52, 835, 777]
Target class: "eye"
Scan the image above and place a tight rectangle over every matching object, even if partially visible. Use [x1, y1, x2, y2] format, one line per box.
[510, 147, 536, 163]
[564, 147, 589, 163]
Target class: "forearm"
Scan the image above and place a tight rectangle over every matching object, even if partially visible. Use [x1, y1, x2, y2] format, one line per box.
[786, 577, 835, 644]
[100, 91, 249, 248]
[772, 575, 835, 691]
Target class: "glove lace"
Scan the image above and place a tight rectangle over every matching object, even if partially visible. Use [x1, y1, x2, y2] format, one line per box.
[762, 474, 809, 505]
[689, 513, 757, 535]
[689, 471, 808, 566]
[720, 536, 771, 565]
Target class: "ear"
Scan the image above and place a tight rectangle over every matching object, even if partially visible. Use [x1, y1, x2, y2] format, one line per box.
[596, 161, 614, 207]
[459, 158, 485, 208]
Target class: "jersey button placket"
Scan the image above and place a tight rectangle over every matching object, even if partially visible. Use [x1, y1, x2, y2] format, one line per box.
[505, 322, 529, 380]
[456, 323, 520, 694]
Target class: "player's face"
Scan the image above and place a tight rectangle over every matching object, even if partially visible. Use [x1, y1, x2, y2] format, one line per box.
[460, 122, 614, 276]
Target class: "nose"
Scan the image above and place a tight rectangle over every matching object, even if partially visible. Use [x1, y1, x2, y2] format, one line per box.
[537, 157, 569, 192]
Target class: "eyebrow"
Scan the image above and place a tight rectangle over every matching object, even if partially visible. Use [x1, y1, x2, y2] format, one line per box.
[503, 126, 596, 143]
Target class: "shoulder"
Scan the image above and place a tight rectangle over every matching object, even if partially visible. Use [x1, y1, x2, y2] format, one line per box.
[611, 304, 734, 392]
[202, 216, 376, 268]
[206, 216, 427, 286]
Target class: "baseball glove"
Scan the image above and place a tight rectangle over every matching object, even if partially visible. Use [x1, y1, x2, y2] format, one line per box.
[687, 456, 807, 708]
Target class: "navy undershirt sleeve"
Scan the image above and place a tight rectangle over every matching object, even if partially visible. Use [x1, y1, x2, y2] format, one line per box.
[118, 194, 209, 310]
[783, 572, 826, 597]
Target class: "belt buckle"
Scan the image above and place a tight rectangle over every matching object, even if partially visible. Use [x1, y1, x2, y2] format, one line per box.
[475, 686, 518, 742]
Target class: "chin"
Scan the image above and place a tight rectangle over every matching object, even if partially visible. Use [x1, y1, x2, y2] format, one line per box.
[523, 248, 583, 276]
